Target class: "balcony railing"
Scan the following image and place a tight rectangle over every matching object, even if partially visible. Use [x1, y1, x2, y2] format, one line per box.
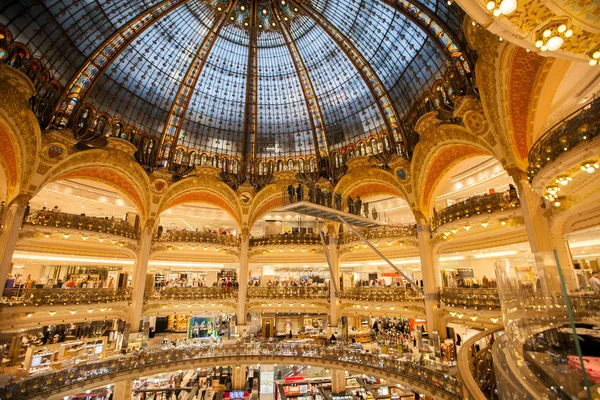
[0, 288, 131, 306]
[528, 97, 600, 178]
[23, 211, 139, 239]
[250, 233, 323, 247]
[341, 287, 423, 302]
[146, 287, 238, 301]
[457, 327, 503, 400]
[439, 288, 501, 310]
[430, 191, 520, 231]
[155, 230, 239, 247]
[248, 286, 330, 299]
[0, 343, 461, 400]
[339, 224, 417, 244]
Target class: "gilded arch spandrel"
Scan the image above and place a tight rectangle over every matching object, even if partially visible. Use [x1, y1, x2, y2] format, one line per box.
[33, 148, 152, 220]
[156, 169, 243, 229]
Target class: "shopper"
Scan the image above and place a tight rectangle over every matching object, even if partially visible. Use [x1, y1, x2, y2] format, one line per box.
[590, 271, 600, 293]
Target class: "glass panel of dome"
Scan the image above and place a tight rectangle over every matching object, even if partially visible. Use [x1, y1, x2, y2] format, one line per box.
[290, 15, 384, 150]
[181, 23, 249, 156]
[256, 30, 315, 159]
[87, 2, 216, 139]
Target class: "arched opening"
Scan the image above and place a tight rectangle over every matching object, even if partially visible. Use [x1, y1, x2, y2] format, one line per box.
[11, 178, 139, 293]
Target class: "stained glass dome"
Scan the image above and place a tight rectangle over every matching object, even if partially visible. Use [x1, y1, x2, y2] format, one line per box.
[1, 0, 470, 165]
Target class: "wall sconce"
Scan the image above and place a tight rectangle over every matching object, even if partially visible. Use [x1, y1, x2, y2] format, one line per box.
[535, 23, 573, 52]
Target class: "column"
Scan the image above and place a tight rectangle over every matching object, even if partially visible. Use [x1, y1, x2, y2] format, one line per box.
[330, 370, 346, 394]
[128, 221, 153, 333]
[112, 379, 134, 400]
[416, 224, 444, 337]
[231, 366, 247, 390]
[513, 176, 578, 292]
[0, 194, 31, 292]
[237, 231, 249, 325]
[328, 235, 341, 328]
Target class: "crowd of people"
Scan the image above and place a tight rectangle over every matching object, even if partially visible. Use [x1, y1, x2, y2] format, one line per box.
[286, 183, 379, 219]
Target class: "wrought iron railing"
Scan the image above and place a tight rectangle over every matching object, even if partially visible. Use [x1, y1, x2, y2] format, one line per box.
[440, 288, 501, 310]
[0, 288, 131, 306]
[341, 287, 423, 302]
[145, 287, 238, 301]
[528, 97, 600, 178]
[247, 286, 330, 299]
[457, 327, 502, 400]
[155, 229, 240, 247]
[339, 224, 417, 244]
[23, 211, 140, 239]
[0, 343, 461, 399]
[430, 191, 520, 231]
[249, 234, 323, 247]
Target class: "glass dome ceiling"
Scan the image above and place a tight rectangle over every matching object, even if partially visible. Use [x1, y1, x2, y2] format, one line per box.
[1, 0, 467, 161]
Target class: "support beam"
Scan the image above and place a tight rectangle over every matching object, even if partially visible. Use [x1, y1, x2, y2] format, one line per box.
[159, 0, 238, 159]
[289, 0, 404, 155]
[271, 2, 329, 159]
[242, 0, 259, 167]
[55, 0, 190, 126]
[416, 224, 443, 336]
[338, 216, 423, 295]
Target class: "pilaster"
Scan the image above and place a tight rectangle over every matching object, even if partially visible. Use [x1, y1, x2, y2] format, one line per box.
[416, 224, 444, 337]
[513, 175, 577, 292]
[128, 221, 153, 332]
[112, 379, 134, 400]
[237, 231, 250, 325]
[328, 236, 341, 327]
[0, 194, 31, 292]
[331, 370, 346, 394]
[232, 366, 248, 390]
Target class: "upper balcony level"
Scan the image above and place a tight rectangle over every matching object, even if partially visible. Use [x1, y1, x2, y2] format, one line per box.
[250, 233, 323, 247]
[430, 190, 520, 232]
[341, 286, 423, 302]
[528, 97, 600, 180]
[23, 210, 139, 240]
[155, 229, 240, 247]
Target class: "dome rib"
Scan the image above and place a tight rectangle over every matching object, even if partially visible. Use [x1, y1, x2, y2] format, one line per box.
[290, 0, 405, 155]
[379, 0, 459, 63]
[55, 0, 191, 127]
[159, 0, 239, 162]
[242, 0, 259, 166]
[271, 1, 329, 160]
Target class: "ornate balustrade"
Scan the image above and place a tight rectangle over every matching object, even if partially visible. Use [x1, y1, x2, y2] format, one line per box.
[341, 287, 423, 302]
[0, 343, 461, 400]
[0, 288, 131, 307]
[155, 230, 239, 247]
[457, 327, 502, 400]
[146, 287, 238, 301]
[440, 288, 500, 310]
[248, 286, 330, 299]
[430, 191, 520, 231]
[528, 97, 600, 178]
[23, 211, 139, 239]
[249, 234, 323, 247]
[339, 225, 417, 244]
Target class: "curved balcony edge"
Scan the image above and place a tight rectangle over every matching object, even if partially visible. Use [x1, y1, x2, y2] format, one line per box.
[0, 345, 462, 400]
[457, 326, 503, 400]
